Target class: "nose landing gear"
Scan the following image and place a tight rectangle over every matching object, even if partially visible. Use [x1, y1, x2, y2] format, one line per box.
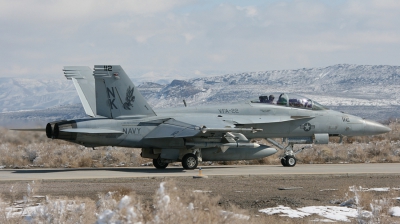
[267, 138, 309, 167]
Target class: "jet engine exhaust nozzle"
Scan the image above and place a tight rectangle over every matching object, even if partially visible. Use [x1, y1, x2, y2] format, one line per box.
[45, 120, 77, 140]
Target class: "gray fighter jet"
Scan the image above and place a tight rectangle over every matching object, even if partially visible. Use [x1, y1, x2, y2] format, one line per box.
[52, 65, 391, 169]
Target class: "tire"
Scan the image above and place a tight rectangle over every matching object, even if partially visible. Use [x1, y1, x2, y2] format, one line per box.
[182, 153, 198, 170]
[153, 157, 168, 169]
[281, 158, 287, 167]
[285, 155, 296, 167]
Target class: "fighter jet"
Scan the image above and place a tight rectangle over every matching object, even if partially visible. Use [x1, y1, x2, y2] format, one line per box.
[50, 65, 391, 169]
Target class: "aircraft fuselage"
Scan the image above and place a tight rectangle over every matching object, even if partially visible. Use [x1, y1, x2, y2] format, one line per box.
[51, 101, 389, 149]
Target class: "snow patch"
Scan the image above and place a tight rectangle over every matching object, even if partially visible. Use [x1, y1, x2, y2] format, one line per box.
[260, 205, 373, 222]
[349, 186, 391, 192]
[259, 205, 310, 218]
[389, 207, 400, 217]
[193, 190, 212, 193]
[319, 189, 338, 191]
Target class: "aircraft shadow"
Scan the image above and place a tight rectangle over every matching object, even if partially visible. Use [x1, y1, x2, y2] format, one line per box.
[7, 166, 236, 174]
[9, 167, 186, 174]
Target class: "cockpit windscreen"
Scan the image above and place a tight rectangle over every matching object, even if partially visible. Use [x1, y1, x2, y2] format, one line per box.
[252, 93, 328, 110]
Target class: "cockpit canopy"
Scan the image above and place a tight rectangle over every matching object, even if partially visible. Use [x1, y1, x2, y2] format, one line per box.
[252, 93, 328, 110]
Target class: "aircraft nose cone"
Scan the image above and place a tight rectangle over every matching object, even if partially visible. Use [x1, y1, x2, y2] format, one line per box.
[364, 120, 391, 135]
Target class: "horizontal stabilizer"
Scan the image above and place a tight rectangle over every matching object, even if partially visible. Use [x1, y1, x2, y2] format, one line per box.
[61, 128, 124, 134]
[10, 128, 45, 131]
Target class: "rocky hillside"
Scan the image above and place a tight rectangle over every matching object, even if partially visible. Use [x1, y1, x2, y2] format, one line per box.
[1, 64, 399, 127]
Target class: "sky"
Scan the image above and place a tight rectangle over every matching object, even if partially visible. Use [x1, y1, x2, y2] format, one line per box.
[1, 0, 400, 83]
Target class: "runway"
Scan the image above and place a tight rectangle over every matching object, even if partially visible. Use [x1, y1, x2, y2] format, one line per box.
[0, 163, 399, 181]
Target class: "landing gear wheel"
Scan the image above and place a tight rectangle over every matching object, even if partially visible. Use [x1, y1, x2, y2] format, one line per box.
[182, 153, 198, 170]
[285, 155, 296, 167]
[153, 157, 169, 169]
[281, 158, 286, 166]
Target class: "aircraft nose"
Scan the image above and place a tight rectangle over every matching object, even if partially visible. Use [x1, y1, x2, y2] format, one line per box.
[363, 120, 391, 135]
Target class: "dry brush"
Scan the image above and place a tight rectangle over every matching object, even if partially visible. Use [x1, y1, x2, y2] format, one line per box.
[0, 120, 399, 168]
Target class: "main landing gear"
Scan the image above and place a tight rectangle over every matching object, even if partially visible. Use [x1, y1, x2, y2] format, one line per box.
[153, 156, 169, 169]
[281, 155, 296, 167]
[152, 151, 200, 170]
[181, 153, 199, 170]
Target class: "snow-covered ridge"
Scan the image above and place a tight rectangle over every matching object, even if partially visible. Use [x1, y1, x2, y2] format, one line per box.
[140, 64, 400, 109]
[0, 64, 399, 121]
[0, 77, 78, 112]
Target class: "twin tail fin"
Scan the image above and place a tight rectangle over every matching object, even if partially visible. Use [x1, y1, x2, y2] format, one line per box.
[93, 65, 156, 118]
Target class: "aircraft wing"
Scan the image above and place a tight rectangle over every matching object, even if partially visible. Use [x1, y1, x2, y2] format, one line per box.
[220, 115, 314, 125]
[143, 116, 261, 139]
[166, 114, 314, 127]
[143, 113, 315, 139]
[143, 118, 202, 138]
[143, 117, 262, 152]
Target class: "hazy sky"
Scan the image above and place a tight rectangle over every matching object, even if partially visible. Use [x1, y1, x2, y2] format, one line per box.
[1, 0, 400, 82]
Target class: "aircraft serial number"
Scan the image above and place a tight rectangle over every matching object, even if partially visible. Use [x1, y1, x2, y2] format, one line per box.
[218, 108, 239, 114]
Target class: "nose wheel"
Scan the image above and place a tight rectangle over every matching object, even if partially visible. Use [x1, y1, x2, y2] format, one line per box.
[266, 138, 304, 167]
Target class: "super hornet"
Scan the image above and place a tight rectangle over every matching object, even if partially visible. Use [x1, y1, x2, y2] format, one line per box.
[45, 65, 391, 169]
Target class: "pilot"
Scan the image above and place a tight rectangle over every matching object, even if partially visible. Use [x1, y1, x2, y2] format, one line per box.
[268, 95, 275, 103]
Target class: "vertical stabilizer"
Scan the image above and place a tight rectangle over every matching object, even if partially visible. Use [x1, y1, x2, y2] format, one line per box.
[93, 65, 156, 118]
[64, 66, 96, 117]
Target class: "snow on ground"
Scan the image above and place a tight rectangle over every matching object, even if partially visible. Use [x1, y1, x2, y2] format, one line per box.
[349, 186, 391, 192]
[260, 186, 400, 222]
[3, 184, 400, 222]
[193, 190, 212, 193]
[390, 207, 400, 217]
[319, 189, 338, 192]
[6, 204, 44, 218]
[259, 205, 372, 222]
[259, 205, 310, 218]
[7, 202, 398, 222]
[299, 206, 372, 222]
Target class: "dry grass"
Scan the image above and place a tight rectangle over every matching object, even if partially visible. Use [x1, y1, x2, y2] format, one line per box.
[0, 180, 257, 223]
[338, 186, 399, 224]
[0, 120, 399, 168]
[1, 180, 398, 223]
[0, 128, 150, 169]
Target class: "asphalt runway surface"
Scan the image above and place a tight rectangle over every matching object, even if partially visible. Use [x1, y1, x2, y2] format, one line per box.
[0, 163, 399, 181]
